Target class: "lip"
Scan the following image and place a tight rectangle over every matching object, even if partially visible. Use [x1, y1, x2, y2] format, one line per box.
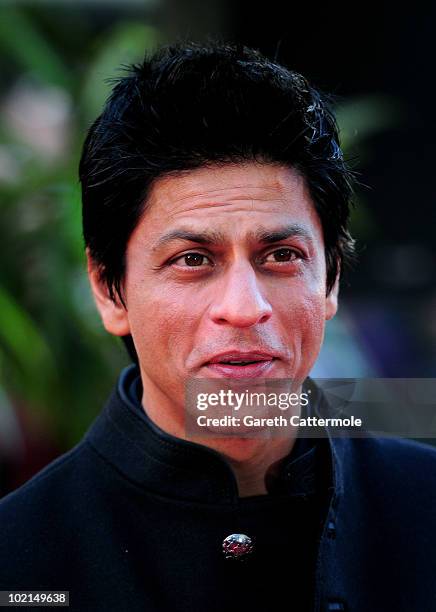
[204, 350, 277, 379]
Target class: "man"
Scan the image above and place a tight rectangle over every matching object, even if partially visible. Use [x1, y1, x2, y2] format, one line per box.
[1, 41, 436, 612]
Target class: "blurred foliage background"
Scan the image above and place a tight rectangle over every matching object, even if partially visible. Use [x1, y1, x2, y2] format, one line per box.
[0, 3, 164, 492]
[0, 1, 435, 495]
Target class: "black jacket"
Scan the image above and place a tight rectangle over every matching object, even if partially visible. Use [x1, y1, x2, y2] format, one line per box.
[1, 365, 436, 612]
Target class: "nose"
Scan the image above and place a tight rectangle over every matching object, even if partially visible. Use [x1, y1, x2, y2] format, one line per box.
[208, 263, 272, 328]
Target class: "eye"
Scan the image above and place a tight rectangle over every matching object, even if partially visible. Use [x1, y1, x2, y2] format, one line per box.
[262, 248, 301, 263]
[171, 252, 212, 267]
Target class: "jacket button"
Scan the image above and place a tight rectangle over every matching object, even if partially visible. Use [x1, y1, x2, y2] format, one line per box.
[328, 602, 346, 611]
[222, 533, 254, 560]
[327, 520, 336, 538]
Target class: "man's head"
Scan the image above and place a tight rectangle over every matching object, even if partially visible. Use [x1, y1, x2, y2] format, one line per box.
[80, 41, 355, 442]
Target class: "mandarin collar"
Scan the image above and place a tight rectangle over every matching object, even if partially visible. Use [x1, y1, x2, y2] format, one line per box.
[85, 365, 334, 506]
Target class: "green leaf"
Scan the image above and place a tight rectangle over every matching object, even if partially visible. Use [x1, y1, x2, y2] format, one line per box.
[0, 7, 70, 88]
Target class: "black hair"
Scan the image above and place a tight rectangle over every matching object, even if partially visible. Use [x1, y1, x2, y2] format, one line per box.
[80, 40, 355, 328]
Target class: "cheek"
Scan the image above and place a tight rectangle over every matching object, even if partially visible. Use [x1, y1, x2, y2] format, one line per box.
[279, 287, 326, 349]
[126, 282, 203, 362]
[297, 296, 327, 375]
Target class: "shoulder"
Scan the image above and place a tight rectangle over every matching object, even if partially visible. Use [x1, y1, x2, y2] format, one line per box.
[353, 435, 436, 469]
[0, 442, 90, 518]
[0, 441, 103, 587]
[339, 435, 436, 502]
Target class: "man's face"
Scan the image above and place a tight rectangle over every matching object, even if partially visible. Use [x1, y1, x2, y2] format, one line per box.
[90, 163, 338, 436]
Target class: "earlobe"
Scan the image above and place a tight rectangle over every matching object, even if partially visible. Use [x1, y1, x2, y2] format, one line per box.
[325, 274, 339, 321]
[86, 250, 131, 337]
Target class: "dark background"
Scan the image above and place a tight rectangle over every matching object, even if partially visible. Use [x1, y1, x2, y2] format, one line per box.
[0, 0, 435, 496]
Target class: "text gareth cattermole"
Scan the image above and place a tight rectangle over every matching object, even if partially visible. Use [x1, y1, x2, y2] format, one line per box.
[196, 415, 363, 428]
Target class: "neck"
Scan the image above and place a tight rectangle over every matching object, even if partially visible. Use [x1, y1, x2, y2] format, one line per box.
[226, 436, 296, 497]
[142, 396, 297, 498]
[140, 373, 299, 498]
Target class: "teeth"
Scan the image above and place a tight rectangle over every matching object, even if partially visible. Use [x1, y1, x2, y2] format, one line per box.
[224, 361, 254, 365]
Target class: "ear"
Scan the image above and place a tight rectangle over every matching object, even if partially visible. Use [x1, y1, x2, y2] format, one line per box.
[325, 272, 340, 321]
[86, 249, 130, 336]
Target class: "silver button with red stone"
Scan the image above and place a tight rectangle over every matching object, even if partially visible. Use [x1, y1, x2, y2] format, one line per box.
[222, 533, 254, 560]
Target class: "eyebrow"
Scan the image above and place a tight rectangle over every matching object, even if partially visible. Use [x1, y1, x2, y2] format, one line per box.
[152, 223, 314, 251]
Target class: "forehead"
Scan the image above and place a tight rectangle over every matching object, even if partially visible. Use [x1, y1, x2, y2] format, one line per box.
[134, 162, 322, 243]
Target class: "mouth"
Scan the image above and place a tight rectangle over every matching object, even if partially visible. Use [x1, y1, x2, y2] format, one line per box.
[204, 351, 277, 379]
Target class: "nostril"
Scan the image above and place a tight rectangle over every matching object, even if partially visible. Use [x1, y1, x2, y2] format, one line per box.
[259, 314, 271, 323]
